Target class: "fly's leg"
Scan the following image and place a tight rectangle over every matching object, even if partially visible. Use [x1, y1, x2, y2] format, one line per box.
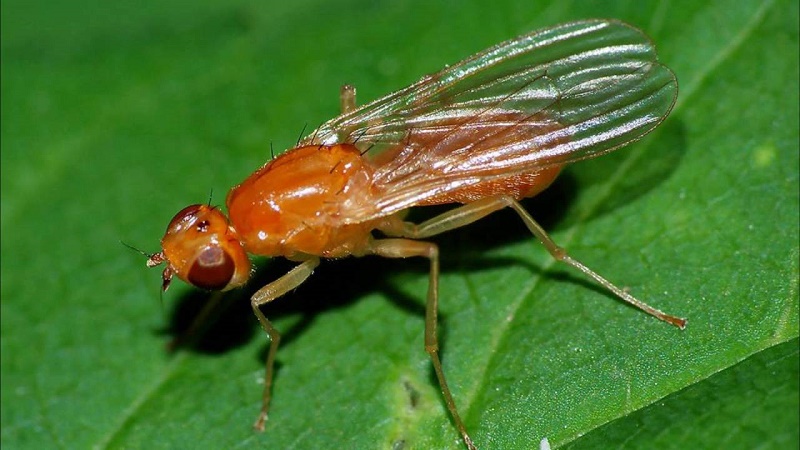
[379, 195, 686, 329]
[251, 257, 321, 431]
[340, 84, 357, 113]
[369, 239, 477, 450]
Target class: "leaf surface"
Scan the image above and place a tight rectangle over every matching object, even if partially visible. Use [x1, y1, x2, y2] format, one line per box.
[2, 0, 797, 448]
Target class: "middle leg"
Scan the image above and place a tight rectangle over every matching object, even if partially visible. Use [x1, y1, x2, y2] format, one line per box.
[369, 238, 477, 450]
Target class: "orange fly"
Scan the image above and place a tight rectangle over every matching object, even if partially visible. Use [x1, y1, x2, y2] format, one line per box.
[145, 19, 685, 449]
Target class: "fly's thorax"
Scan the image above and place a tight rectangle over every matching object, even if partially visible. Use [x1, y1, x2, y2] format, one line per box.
[226, 144, 376, 257]
[157, 204, 251, 291]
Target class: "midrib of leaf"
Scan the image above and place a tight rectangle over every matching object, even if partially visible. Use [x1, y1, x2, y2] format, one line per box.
[673, 0, 775, 110]
[460, 0, 782, 436]
[646, 0, 670, 34]
[92, 353, 188, 449]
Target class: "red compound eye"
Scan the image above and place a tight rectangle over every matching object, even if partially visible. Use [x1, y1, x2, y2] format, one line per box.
[187, 245, 235, 290]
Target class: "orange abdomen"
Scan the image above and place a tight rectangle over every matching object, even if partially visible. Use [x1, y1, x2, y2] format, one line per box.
[417, 166, 562, 205]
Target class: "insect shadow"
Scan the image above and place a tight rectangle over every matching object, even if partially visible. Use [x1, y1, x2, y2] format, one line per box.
[161, 118, 686, 362]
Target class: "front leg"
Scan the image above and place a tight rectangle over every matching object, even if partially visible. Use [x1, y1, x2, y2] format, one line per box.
[251, 257, 320, 431]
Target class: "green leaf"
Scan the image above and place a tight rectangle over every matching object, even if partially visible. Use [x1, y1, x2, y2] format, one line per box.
[2, 0, 797, 449]
[564, 339, 799, 449]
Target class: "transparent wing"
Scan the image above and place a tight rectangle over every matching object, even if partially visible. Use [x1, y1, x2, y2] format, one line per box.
[303, 20, 677, 220]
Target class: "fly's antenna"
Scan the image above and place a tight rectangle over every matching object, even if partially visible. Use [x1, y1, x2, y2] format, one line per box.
[206, 189, 214, 207]
[121, 240, 153, 259]
[296, 123, 309, 146]
[270, 141, 275, 160]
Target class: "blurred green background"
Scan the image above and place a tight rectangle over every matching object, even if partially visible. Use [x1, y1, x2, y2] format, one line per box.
[2, 0, 798, 448]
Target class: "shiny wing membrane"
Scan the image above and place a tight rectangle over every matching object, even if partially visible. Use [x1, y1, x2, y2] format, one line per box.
[303, 20, 677, 221]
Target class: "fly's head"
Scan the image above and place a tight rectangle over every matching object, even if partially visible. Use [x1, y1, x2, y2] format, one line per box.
[148, 204, 251, 292]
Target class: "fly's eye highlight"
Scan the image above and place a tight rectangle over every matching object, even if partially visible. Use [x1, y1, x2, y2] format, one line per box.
[187, 245, 235, 290]
[196, 220, 210, 232]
